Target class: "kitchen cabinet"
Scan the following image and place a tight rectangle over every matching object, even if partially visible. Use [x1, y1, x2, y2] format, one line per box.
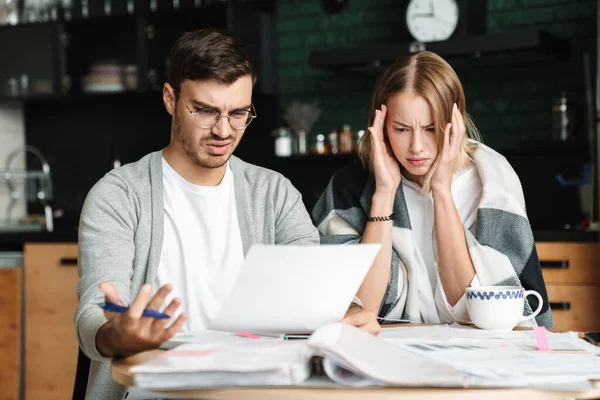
[0, 23, 66, 99]
[24, 243, 79, 400]
[536, 242, 600, 332]
[0, 2, 275, 101]
[0, 267, 21, 400]
[7, 2, 277, 231]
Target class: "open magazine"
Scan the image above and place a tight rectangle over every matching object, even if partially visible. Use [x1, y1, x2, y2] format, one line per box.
[130, 323, 600, 391]
[131, 323, 465, 390]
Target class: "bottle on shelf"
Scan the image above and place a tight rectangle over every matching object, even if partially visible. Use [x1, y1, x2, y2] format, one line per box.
[328, 129, 339, 154]
[339, 124, 354, 153]
[314, 134, 327, 155]
[272, 127, 293, 157]
[296, 129, 308, 155]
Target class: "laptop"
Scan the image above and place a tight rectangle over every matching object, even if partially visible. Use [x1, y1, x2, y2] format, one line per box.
[207, 243, 381, 335]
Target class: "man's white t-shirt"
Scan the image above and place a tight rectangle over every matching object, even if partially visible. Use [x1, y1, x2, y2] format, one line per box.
[125, 159, 244, 400]
[155, 158, 245, 331]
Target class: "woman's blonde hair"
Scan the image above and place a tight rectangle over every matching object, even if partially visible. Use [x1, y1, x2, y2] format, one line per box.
[358, 51, 481, 191]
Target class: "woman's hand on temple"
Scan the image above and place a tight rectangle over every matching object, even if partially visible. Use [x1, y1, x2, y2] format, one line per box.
[369, 104, 401, 195]
[430, 103, 466, 193]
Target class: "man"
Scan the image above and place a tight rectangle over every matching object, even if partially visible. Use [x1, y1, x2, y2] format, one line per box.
[75, 28, 378, 399]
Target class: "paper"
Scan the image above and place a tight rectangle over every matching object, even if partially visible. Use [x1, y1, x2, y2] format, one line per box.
[380, 323, 575, 342]
[159, 349, 214, 358]
[403, 345, 600, 380]
[380, 324, 600, 354]
[132, 340, 311, 389]
[376, 324, 600, 390]
[308, 323, 468, 387]
[380, 324, 600, 390]
[136, 323, 600, 392]
[160, 329, 280, 350]
[207, 244, 381, 334]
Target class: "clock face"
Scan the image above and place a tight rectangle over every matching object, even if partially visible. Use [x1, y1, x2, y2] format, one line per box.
[406, 0, 459, 43]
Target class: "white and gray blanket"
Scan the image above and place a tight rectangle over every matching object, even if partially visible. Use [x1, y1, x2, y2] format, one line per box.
[311, 143, 552, 328]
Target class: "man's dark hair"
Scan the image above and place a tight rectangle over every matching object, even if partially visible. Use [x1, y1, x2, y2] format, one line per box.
[167, 28, 256, 91]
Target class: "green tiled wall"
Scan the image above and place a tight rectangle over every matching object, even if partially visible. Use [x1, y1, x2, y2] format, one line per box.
[276, 0, 597, 150]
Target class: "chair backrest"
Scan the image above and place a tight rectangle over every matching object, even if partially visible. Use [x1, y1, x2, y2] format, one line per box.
[72, 347, 91, 400]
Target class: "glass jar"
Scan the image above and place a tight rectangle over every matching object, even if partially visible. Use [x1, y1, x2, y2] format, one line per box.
[339, 124, 354, 153]
[272, 127, 293, 157]
[314, 134, 327, 155]
[328, 129, 339, 154]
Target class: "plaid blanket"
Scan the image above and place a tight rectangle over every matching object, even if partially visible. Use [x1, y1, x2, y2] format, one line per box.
[311, 143, 552, 328]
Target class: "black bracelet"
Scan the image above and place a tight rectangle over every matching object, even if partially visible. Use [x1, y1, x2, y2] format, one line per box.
[367, 213, 396, 222]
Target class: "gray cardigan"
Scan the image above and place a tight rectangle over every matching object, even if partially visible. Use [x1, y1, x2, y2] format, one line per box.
[74, 151, 319, 399]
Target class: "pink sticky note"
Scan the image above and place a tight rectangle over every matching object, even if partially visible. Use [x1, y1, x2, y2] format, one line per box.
[235, 332, 262, 339]
[533, 326, 551, 351]
[160, 349, 214, 358]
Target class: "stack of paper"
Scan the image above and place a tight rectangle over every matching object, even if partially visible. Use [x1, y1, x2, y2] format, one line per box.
[133, 323, 471, 389]
[379, 324, 600, 390]
[133, 340, 310, 389]
[132, 323, 600, 392]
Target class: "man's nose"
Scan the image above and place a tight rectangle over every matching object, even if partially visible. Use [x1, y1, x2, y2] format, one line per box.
[211, 116, 231, 138]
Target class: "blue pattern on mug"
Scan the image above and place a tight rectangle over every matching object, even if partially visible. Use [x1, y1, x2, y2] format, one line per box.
[466, 290, 524, 300]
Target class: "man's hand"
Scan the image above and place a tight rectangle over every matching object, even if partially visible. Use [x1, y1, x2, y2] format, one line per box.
[96, 282, 186, 358]
[339, 302, 381, 335]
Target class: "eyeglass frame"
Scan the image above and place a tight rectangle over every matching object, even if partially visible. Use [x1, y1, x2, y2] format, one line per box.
[174, 88, 257, 130]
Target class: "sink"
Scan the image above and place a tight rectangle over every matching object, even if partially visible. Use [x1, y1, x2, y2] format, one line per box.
[0, 222, 45, 233]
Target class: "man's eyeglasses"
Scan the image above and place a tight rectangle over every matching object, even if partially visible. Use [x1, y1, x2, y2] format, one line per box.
[175, 89, 257, 130]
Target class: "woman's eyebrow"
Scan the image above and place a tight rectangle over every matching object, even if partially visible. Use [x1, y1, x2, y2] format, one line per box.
[392, 121, 434, 128]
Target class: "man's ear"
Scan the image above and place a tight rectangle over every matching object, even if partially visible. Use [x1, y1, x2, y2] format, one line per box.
[163, 83, 176, 116]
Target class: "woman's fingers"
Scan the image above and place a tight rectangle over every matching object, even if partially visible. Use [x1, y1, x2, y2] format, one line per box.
[451, 105, 459, 151]
[372, 109, 381, 141]
[443, 122, 452, 152]
[379, 104, 387, 139]
[456, 103, 466, 137]
[370, 105, 387, 142]
[451, 103, 466, 155]
[340, 309, 381, 336]
[369, 107, 386, 161]
[359, 320, 382, 335]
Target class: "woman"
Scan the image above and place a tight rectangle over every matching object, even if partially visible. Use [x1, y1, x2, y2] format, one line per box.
[312, 51, 552, 327]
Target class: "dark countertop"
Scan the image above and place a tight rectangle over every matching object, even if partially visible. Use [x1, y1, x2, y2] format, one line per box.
[0, 229, 597, 251]
[533, 230, 598, 243]
[0, 230, 78, 251]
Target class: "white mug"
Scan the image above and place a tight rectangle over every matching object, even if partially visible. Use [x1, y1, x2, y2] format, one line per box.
[465, 286, 543, 332]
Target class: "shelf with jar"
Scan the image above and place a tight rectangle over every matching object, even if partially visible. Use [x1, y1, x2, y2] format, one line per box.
[0, 0, 244, 26]
[0, 1, 274, 102]
[0, 14, 163, 101]
[273, 124, 365, 160]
